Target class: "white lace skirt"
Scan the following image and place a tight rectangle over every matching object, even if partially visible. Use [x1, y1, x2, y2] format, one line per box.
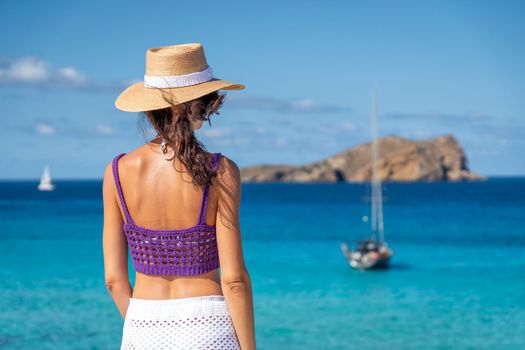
[120, 294, 240, 350]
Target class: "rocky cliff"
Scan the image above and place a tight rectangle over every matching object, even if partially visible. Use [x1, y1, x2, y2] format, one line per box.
[240, 134, 485, 183]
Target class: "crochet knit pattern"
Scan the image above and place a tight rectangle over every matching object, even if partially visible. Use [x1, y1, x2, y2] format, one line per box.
[120, 295, 240, 350]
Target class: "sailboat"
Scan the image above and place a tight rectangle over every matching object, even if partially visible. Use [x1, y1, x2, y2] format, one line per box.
[38, 165, 55, 191]
[340, 90, 393, 269]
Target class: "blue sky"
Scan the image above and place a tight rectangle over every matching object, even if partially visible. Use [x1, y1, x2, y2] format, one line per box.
[0, 0, 524, 179]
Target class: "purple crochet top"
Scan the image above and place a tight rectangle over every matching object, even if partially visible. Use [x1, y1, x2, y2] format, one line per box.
[112, 152, 221, 276]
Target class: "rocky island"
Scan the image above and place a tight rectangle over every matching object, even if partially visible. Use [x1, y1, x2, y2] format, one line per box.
[240, 134, 485, 183]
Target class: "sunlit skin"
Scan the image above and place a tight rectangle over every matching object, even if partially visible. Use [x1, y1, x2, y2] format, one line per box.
[102, 111, 256, 349]
[128, 118, 222, 300]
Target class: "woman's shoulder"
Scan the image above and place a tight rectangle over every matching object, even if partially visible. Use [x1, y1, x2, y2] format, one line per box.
[119, 144, 150, 162]
[103, 146, 148, 179]
[213, 153, 241, 189]
[215, 153, 239, 174]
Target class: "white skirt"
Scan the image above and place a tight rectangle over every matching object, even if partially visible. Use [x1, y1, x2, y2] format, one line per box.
[120, 294, 240, 350]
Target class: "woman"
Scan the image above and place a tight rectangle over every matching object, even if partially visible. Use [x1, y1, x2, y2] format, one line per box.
[102, 43, 256, 349]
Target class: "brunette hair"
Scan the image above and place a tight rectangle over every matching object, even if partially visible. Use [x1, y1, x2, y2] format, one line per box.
[139, 91, 226, 188]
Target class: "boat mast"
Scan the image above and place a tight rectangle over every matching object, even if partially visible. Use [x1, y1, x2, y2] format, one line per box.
[370, 89, 385, 243]
[370, 90, 377, 242]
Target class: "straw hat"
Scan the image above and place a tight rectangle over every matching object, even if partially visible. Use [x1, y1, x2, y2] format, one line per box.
[115, 43, 245, 112]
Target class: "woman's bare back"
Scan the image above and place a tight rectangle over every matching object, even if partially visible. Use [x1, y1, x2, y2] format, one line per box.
[115, 142, 223, 299]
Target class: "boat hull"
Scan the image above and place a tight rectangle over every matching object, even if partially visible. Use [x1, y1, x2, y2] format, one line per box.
[38, 184, 55, 191]
[340, 242, 393, 270]
[349, 255, 391, 270]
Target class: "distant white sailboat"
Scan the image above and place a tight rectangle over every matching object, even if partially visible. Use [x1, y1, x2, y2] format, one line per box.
[340, 89, 393, 269]
[38, 165, 55, 191]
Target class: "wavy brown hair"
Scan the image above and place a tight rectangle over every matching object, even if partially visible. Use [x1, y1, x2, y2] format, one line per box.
[139, 91, 226, 188]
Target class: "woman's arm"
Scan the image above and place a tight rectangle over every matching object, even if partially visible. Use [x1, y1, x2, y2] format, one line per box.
[102, 161, 133, 319]
[215, 156, 256, 350]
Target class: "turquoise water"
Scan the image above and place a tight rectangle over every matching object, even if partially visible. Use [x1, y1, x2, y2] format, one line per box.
[0, 179, 524, 349]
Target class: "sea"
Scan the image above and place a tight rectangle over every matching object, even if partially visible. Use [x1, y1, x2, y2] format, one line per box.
[0, 178, 524, 350]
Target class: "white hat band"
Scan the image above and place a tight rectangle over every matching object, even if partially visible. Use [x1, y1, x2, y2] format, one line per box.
[144, 66, 214, 88]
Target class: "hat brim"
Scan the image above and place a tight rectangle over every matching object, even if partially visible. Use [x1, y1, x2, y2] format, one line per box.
[115, 78, 245, 112]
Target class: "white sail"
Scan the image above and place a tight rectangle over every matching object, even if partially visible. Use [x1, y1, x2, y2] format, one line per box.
[38, 165, 55, 191]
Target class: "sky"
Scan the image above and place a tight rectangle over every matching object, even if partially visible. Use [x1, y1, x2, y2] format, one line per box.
[0, 0, 524, 179]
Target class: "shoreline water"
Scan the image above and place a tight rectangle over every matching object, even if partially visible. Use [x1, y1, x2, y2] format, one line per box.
[0, 179, 524, 349]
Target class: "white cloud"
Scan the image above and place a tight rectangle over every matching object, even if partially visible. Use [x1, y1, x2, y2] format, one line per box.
[28, 121, 121, 138]
[254, 126, 268, 134]
[341, 121, 356, 131]
[226, 95, 352, 114]
[274, 137, 288, 146]
[233, 137, 250, 146]
[0, 57, 89, 86]
[6, 57, 49, 82]
[291, 99, 316, 110]
[209, 136, 250, 147]
[0, 56, 121, 91]
[96, 124, 115, 136]
[35, 122, 55, 135]
[201, 128, 230, 138]
[58, 66, 88, 83]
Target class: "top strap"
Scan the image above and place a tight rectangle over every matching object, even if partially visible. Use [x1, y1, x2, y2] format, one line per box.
[197, 152, 222, 225]
[112, 153, 134, 225]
